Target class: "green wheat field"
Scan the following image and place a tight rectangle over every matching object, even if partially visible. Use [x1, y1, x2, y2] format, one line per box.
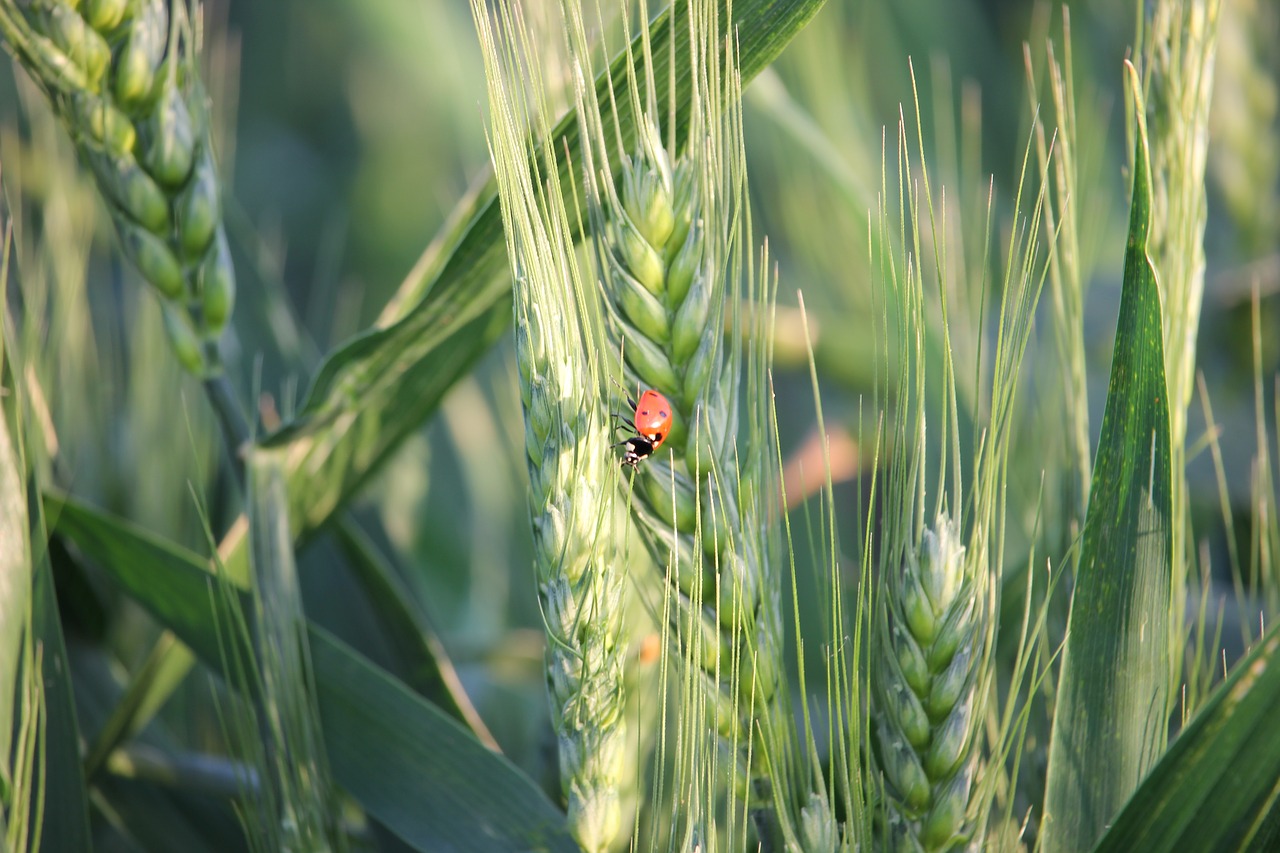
[1, 0, 1278, 850]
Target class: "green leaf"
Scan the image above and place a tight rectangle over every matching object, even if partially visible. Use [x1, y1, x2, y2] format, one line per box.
[1043, 64, 1174, 853]
[0, 390, 28, 800]
[45, 492, 249, 671]
[32, 504, 94, 852]
[65, 640, 250, 853]
[49, 488, 492, 746]
[1092, 627, 1280, 853]
[94, 774, 250, 853]
[1, 334, 92, 851]
[331, 518, 499, 751]
[311, 625, 577, 853]
[47, 494, 574, 852]
[83, 632, 195, 780]
[259, 0, 829, 538]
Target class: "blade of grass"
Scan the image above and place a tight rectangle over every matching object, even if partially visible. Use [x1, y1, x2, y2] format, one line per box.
[30, 498, 92, 852]
[46, 493, 571, 852]
[63, 639, 251, 852]
[310, 625, 577, 853]
[83, 631, 195, 780]
[0, 360, 28, 810]
[330, 517, 498, 751]
[94, 774, 251, 853]
[2, 253, 91, 852]
[49, 487, 491, 747]
[1042, 62, 1173, 853]
[1091, 626, 1280, 852]
[45, 492, 252, 670]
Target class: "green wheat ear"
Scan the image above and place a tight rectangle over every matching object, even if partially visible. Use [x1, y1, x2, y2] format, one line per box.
[568, 3, 795, 843]
[473, 2, 629, 849]
[0, 0, 234, 376]
[875, 514, 989, 852]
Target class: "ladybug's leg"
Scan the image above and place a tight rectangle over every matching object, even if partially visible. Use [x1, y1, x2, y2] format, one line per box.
[610, 414, 638, 435]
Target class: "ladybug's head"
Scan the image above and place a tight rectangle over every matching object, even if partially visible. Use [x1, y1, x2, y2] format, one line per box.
[620, 436, 655, 468]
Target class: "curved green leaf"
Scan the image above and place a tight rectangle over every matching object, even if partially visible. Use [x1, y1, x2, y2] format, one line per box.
[2, 326, 92, 852]
[1043, 64, 1174, 853]
[47, 489, 485, 739]
[0, 382, 27, 804]
[311, 626, 576, 853]
[331, 518, 499, 751]
[32, 490, 93, 853]
[47, 494, 572, 852]
[1092, 627, 1280, 853]
[45, 493, 248, 671]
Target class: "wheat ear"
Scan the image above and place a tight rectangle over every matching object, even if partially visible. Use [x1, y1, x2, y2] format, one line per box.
[0, 0, 234, 375]
[567, 2, 793, 842]
[473, 2, 629, 848]
[874, 514, 990, 852]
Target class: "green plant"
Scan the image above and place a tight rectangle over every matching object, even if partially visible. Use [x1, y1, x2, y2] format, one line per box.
[2, 0, 1279, 850]
[569, 18, 804, 851]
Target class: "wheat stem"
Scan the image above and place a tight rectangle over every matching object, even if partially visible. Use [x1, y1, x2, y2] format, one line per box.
[1136, 0, 1221, 716]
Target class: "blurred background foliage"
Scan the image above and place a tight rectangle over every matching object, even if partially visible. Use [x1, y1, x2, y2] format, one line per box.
[2, 0, 1278, 839]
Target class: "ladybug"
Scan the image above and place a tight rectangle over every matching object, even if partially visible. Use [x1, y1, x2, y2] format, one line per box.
[612, 386, 673, 468]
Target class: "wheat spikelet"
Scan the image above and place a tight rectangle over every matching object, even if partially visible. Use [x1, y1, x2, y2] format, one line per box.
[517, 307, 628, 853]
[0, 0, 235, 375]
[875, 514, 990, 852]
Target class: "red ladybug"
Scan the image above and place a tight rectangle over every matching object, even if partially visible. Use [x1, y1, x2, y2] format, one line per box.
[613, 387, 673, 468]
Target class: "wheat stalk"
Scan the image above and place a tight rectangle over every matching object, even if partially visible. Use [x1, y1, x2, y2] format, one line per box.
[1135, 0, 1221, 716]
[1208, 0, 1279, 255]
[565, 1, 794, 843]
[0, 0, 234, 376]
[1140, 0, 1219, 436]
[473, 2, 631, 848]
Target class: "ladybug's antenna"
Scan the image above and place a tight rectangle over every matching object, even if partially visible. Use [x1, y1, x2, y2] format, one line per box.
[609, 377, 637, 411]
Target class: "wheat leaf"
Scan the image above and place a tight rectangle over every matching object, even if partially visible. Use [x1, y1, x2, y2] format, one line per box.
[1091, 625, 1280, 852]
[46, 493, 575, 852]
[1042, 62, 1174, 853]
